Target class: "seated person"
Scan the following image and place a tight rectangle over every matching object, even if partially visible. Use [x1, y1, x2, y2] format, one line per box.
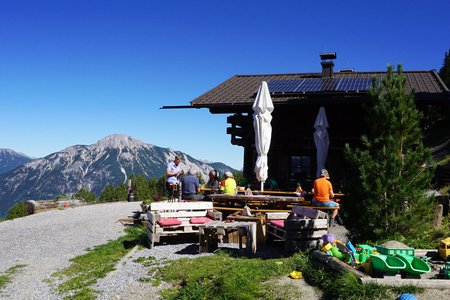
[294, 182, 306, 196]
[264, 178, 278, 190]
[312, 169, 339, 226]
[220, 171, 237, 195]
[205, 170, 219, 193]
[181, 168, 204, 200]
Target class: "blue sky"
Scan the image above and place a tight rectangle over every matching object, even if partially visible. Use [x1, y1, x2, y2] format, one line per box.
[1, 0, 449, 170]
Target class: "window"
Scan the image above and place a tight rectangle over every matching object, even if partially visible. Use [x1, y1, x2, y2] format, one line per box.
[290, 156, 311, 182]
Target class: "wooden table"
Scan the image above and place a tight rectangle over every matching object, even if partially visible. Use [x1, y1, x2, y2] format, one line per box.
[208, 193, 307, 211]
[198, 220, 257, 255]
[226, 214, 267, 245]
[237, 190, 301, 196]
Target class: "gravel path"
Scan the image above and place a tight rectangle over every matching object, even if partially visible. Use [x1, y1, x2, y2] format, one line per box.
[0, 202, 320, 299]
[0, 202, 142, 299]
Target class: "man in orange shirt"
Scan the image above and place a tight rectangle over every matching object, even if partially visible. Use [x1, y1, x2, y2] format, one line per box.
[312, 169, 339, 227]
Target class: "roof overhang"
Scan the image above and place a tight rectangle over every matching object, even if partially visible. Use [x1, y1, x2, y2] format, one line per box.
[160, 105, 201, 109]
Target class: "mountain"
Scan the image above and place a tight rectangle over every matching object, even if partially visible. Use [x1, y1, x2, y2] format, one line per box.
[0, 134, 236, 217]
[0, 149, 33, 174]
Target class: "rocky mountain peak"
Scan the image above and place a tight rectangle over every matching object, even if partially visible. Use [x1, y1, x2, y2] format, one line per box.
[0, 148, 30, 158]
[0, 148, 33, 175]
[94, 134, 147, 150]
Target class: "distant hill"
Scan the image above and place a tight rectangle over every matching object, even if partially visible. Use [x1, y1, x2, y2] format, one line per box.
[0, 148, 33, 174]
[0, 134, 236, 217]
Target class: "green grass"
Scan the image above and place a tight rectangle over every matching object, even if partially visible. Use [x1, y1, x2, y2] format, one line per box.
[50, 225, 146, 299]
[0, 264, 27, 290]
[134, 251, 425, 300]
[155, 251, 302, 300]
[41, 222, 433, 300]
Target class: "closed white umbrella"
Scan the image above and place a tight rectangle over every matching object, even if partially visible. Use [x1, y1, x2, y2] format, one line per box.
[252, 81, 274, 191]
[313, 106, 330, 178]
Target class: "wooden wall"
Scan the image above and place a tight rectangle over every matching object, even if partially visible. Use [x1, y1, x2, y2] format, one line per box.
[239, 101, 366, 190]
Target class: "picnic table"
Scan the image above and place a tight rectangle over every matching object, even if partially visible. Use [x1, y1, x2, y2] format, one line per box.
[208, 193, 307, 211]
[208, 192, 342, 215]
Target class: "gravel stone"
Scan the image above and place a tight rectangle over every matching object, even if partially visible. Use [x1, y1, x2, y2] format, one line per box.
[0, 202, 240, 299]
[0, 202, 141, 299]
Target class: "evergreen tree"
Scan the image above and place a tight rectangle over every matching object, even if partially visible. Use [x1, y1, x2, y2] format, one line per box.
[130, 174, 151, 201]
[147, 177, 163, 199]
[100, 184, 115, 202]
[439, 49, 450, 88]
[99, 182, 128, 202]
[114, 183, 128, 201]
[74, 188, 96, 203]
[343, 65, 435, 242]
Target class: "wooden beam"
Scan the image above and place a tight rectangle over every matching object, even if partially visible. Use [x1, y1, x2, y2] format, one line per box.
[311, 250, 369, 279]
[227, 127, 244, 136]
[359, 277, 450, 289]
[230, 136, 245, 146]
[227, 113, 252, 126]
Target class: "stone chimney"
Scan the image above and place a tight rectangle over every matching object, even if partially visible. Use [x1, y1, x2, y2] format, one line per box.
[320, 52, 336, 78]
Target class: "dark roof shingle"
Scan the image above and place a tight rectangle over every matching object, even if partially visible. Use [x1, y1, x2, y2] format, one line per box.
[191, 71, 449, 108]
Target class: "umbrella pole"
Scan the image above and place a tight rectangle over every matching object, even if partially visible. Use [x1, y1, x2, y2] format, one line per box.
[261, 181, 264, 192]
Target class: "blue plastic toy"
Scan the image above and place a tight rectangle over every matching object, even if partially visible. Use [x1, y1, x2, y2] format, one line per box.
[346, 241, 356, 253]
[397, 293, 417, 300]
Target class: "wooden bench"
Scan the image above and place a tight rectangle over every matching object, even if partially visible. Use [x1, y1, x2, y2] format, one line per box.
[298, 200, 340, 211]
[147, 201, 222, 248]
[266, 206, 328, 251]
[301, 206, 340, 211]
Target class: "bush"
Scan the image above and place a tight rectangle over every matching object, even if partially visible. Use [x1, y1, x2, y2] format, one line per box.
[6, 202, 31, 220]
[74, 188, 96, 203]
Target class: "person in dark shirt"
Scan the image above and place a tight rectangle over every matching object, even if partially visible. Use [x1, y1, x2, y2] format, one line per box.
[181, 168, 204, 200]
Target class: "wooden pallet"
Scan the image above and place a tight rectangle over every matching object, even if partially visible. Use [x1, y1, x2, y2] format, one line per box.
[146, 201, 222, 248]
[266, 206, 328, 252]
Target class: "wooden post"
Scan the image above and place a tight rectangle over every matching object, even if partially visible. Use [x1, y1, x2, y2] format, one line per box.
[359, 277, 450, 289]
[311, 250, 369, 279]
[434, 204, 443, 227]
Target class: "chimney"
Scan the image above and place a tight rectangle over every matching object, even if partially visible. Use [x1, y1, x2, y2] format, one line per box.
[320, 52, 336, 78]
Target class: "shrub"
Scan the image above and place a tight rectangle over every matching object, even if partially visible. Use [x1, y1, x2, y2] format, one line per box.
[6, 202, 31, 220]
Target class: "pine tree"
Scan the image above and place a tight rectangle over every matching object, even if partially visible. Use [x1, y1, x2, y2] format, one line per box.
[148, 177, 164, 200]
[74, 188, 96, 203]
[130, 174, 151, 201]
[100, 184, 115, 201]
[114, 183, 128, 201]
[439, 49, 450, 88]
[343, 65, 435, 242]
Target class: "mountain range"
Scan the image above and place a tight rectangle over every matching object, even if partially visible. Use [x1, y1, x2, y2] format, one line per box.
[0, 134, 236, 217]
[0, 149, 32, 174]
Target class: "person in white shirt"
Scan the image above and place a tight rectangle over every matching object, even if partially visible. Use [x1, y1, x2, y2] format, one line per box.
[166, 156, 184, 198]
